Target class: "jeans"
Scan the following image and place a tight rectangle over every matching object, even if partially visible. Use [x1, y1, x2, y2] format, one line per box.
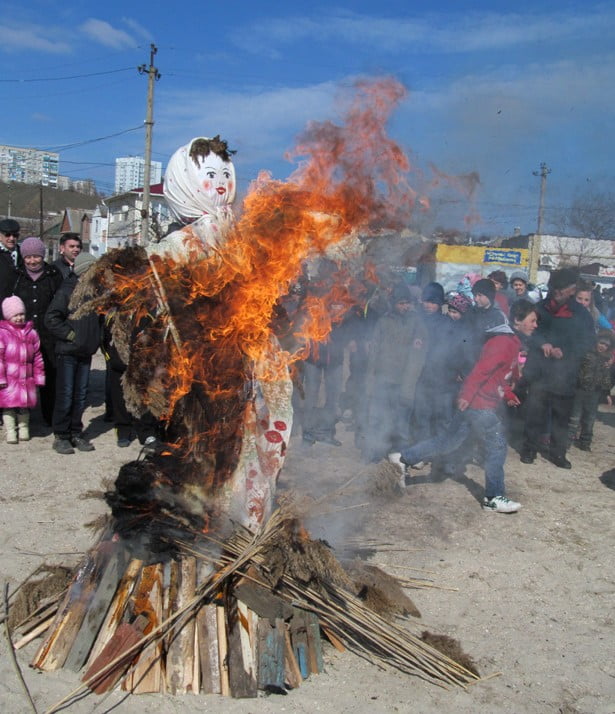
[568, 389, 601, 447]
[523, 386, 574, 458]
[52, 354, 92, 439]
[400, 408, 508, 500]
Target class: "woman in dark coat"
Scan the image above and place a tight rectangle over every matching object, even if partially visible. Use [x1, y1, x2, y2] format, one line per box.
[12, 237, 62, 425]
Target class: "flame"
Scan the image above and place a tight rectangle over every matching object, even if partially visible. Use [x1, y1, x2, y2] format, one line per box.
[104, 77, 423, 467]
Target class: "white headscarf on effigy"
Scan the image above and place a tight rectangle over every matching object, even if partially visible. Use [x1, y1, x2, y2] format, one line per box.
[148, 137, 237, 262]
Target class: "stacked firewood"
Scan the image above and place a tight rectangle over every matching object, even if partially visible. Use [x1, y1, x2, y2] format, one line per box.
[10, 509, 480, 707]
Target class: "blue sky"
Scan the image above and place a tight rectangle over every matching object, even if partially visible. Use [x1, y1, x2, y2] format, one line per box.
[1, 1, 614, 235]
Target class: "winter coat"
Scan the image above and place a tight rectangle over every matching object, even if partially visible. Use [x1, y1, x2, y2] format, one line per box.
[12, 264, 63, 361]
[0, 320, 45, 408]
[53, 256, 73, 280]
[524, 297, 595, 396]
[366, 308, 427, 402]
[458, 330, 521, 410]
[44, 274, 101, 358]
[417, 313, 474, 391]
[0, 246, 22, 302]
[577, 349, 612, 395]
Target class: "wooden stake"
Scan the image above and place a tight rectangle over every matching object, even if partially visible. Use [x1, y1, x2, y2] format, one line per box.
[216, 605, 230, 696]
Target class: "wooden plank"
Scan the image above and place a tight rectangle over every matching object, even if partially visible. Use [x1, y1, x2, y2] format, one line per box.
[165, 556, 197, 695]
[31, 546, 109, 671]
[82, 617, 147, 694]
[14, 615, 56, 650]
[321, 624, 346, 652]
[228, 600, 257, 698]
[290, 613, 309, 680]
[234, 568, 294, 620]
[257, 618, 285, 693]
[196, 603, 221, 694]
[84, 558, 143, 670]
[217, 604, 230, 696]
[283, 625, 302, 689]
[121, 563, 164, 694]
[65, 546, 127, 671]
[305, 611, 323, 674]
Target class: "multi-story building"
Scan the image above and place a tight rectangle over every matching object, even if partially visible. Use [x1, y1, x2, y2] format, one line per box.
[0, 144, 59, 187]
[114, 156, 162, 194]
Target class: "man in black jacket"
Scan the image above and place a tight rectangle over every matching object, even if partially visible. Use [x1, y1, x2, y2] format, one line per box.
[44, 251, 100, 454]
[0, 218, 23, 300]
[520, 267, 595, 468]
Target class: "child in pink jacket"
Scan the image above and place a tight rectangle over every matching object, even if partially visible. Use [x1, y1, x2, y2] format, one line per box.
[0, 296, 45, 443]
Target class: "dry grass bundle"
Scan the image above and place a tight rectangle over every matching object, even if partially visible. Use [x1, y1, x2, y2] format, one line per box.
[346, 561, 421, 619]
[420, 631, 480, 677]
[8, 566, 73, 630]
[367, 461, 405, 498]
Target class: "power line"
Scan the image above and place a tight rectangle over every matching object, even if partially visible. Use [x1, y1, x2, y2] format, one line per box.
[42, 125, 144, 152]
[0, 67, 135, 83]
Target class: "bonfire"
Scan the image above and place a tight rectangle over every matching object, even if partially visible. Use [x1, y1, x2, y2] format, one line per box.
[6, 78, 483, 708]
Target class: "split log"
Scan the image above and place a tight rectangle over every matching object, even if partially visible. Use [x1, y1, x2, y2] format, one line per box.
[283, 625, 302, 689]
[65, 545, 127, 671]
[82, 615, 148, 694]
[196, 603, 221, 694]
[165, 556, 197, 695]
[121, 563, 164, 694]
[83, 558, 143, 669]
[217, 604, 230, 696]
[227, 600, 257, 698]
[305, 611, 323, 674]
[31, 543, 112, 671]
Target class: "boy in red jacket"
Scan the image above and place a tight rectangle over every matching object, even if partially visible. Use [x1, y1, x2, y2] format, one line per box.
[394, 300, 538, 513]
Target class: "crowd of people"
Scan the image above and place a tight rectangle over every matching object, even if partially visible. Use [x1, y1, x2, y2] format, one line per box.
[291, 265, 614, 514]
[0, 218, 161, 456]
[1, 213, 613, 515]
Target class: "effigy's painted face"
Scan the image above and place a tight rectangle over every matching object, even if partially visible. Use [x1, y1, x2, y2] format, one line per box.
[196, 153, 235, 208]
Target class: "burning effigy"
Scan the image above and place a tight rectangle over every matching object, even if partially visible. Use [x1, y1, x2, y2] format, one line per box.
[12, 78, 482, 704]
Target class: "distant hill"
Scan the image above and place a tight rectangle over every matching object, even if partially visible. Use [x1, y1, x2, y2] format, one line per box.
[0, 181, 101, 222]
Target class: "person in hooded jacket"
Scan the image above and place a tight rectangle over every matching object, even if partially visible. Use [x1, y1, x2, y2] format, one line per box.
[393, 300, 539, 513]
[361, 281, 427, 463]
[520, 268, 595, 469]
[44, 251, 101, 455]
[12, 237, 62, 425]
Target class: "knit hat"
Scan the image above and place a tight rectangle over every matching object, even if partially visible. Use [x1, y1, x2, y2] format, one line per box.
[73, 251, 96, 276]
[447, 292, 472, 314]
[487, 269, 508, 288]
[391, 282, 413, 304]
[0, 218, 20, 234]
[472, 278, 496, 304]
[548, 267, 579, 291]
[2, 295, 26, 321]
[421, 281, 445, 305]
[20, 236, 46, 258]
[509, 270, 528, 284]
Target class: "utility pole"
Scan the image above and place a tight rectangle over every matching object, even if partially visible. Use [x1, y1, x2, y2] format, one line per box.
[138, 44, 161, 246]
[533, 162, 551, 235]
[39, 183, 44, 240]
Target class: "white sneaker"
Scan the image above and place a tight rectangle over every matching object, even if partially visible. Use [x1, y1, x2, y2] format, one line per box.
[410, 460, 425, 469]
[388, 452, 407, 488]
[388, 452, 403, 467]
[482, 496, 522, 513]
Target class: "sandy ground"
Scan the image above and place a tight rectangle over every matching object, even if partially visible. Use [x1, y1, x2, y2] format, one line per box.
[1, 351, 614, 713]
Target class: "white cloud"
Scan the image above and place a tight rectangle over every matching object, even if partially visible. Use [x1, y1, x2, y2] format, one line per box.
[80, 18, 136, 50]
[232, 7, 615, 55]
[156, 81, 340, 178]
[121, 17, 153, 43]
[0, 23, 70, 53]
